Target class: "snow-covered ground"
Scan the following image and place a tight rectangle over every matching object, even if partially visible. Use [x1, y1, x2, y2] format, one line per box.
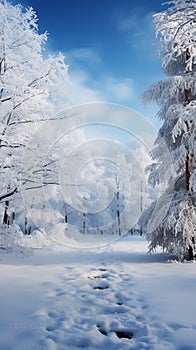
[0, 234, 196, 350]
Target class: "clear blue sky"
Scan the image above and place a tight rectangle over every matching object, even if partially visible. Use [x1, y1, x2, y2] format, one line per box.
[15, 0, 166, 128]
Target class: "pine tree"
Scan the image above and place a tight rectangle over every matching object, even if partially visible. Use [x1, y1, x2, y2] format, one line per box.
[142, 0, 196, 261]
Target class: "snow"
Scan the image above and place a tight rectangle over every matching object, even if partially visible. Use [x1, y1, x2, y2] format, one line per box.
[142, 0, 196, 259]
[0, 234, 196, 350]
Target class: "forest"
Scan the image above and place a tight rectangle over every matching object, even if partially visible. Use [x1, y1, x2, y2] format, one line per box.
[0, 1, 196, 350]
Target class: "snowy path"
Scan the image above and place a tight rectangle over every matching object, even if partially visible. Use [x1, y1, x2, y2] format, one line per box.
[39, 263, 172, 350]
[0, 236, 196, 350]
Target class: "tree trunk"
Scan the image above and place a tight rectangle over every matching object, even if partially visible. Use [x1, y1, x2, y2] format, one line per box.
[65, 205, 68, 224]
[25, 216, 28, 235]
[28, 226, 31, 235]
[83, 213, 86, 234]
[117, 208, 121, 236]
[116, 175, 121, 236]
[3, 200, 9, 225]
[184, 48, 193, 257]
[184, 88, 190, 105]
[186, 152, 191, 191]
[184, 118, 193, 192]
[12, 211, 15, 224]
[184, 47, 191, 192]
[187, 237, 195, 261]
[140, 174, 143, 235]
[188, 246, 194, 260]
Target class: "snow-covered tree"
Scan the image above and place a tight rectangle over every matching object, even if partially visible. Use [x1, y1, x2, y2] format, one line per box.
[142, 0, 196, 260]
[0, 1, 70, 225]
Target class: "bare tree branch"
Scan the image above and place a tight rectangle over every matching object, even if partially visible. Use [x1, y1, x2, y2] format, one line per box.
[28, 69, 53, 88]
[0, 187, 17, 202]
[8, 111, 76, 127]
[0, 96, 12, 103]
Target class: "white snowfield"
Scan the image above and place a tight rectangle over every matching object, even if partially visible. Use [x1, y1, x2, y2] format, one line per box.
[0, 235, 196, 350]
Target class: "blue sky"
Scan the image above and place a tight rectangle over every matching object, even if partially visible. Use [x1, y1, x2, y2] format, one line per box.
[16, 0, 166, 128]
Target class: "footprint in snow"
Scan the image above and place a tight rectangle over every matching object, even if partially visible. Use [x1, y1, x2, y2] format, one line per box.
[103, 304, 128, 314]
[97, 324, 133, 339]
[46, 324, 57, 332]
[88, 273, 109, 280]
[56, 290, 67, 297]
[93, 281, 109, 290]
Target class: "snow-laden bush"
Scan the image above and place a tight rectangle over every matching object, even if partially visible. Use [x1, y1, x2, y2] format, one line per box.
[0, 224, 31, 255]
[147, 194, 196, 261]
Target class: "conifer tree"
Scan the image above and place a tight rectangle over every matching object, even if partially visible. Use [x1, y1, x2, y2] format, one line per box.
[143, 0, 196, 260]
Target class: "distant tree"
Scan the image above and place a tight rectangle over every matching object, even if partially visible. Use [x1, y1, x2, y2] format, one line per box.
[142, 0, 196, 260]
[0, 1, 70, 225]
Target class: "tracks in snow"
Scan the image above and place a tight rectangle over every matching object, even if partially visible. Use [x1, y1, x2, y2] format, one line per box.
[37, 263, 175, 350]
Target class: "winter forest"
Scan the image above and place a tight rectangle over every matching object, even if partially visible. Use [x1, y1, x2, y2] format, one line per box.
[0, 0, 196, 349]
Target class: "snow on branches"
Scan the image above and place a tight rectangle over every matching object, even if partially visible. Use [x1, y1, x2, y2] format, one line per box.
[142, 0, 196, 260]
[148, 193, 196, 261]
[154, 0, 196, 73]
[0, 1, 70, 229]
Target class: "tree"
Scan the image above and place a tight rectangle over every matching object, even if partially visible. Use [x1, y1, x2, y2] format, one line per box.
[0, 1, 70, 226]
[142, 0, 196, 260]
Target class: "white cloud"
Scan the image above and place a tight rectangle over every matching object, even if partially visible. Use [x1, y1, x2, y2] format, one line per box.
[118, 13, 140, 32]
[70, 69, 104, 104]
[66, 48, 102, 66]
[115, 8, 156, 56]
[64, 46, 135, 106]
[104, 77, 133, 102]
[69, 69, 134, 105]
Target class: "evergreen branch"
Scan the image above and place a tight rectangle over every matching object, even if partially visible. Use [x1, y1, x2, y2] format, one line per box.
[173, 18, 196, 40]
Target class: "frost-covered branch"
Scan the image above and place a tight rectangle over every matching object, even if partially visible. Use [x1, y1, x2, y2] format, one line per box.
[0, 187, 17, 202]
[0, 0, 71, 233]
